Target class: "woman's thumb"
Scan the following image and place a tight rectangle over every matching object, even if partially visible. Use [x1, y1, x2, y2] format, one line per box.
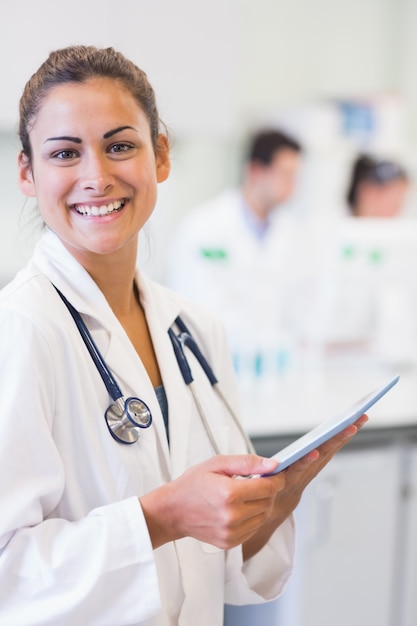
[210, 454, 279, 477]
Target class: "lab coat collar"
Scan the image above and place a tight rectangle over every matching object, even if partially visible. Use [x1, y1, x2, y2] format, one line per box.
[136, 269, 183, 332]
[32, 230, 111, 318]
[32, 230, 184, 329]
[32, 230, 194, 478]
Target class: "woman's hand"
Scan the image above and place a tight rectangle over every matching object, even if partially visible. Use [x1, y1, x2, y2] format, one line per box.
[140, 414, 368, 554]
[139, 454, 286, 550]
[242, 413, 369, 559]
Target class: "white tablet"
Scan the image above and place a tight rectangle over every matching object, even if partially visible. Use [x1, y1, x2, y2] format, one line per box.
[264, 374, 400, 475]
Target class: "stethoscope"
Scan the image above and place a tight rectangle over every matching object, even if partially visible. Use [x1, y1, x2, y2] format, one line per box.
[55, 287, 253, 453]
[167, 317, 253, 455]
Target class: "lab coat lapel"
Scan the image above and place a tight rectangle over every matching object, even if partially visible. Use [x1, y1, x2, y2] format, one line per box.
[36, 230, 195, 480]
[37, 233, 172, 474]
[137, 273, 195, 480]
[34, 231, 194, 479]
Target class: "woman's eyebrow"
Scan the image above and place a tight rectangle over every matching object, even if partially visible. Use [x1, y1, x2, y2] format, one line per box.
[103, 126, 136, 139]
[45, 135, 82, 144]
[43, 126, 136, 144]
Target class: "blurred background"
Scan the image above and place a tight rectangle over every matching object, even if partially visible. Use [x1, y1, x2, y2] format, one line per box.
[1, 2, 417, 625]
[2, 0, 417, 282]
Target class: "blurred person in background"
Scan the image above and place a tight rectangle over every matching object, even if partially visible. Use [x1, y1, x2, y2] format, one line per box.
[346, 153, 410, 218]
[310, 153, 417, 365]
[165, 129, 309, 385]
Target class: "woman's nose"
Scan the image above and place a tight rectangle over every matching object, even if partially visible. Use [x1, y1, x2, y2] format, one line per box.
[79, 154, 114, 193]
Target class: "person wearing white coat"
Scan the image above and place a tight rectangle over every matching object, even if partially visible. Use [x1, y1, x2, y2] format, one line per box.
[0, 230, 295, 625]
[166, 188, 304, 337]
[165, 131, 310, 381]
[0, 45, 365, 626]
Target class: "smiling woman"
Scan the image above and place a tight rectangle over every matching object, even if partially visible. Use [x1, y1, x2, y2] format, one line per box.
[18, 76, 170, 269]
[0, 45, 365, 626]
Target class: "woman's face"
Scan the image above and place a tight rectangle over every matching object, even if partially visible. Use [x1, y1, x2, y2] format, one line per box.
[356, 178, 409, 218]
[18, 77, 170, 265]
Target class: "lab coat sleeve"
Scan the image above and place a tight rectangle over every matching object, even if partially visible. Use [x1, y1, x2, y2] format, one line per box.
[223, 516, 295, 605]
[0, 310, 160, 626]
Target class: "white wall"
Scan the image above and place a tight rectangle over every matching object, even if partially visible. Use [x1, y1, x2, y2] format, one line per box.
[1, 0, 416, 282]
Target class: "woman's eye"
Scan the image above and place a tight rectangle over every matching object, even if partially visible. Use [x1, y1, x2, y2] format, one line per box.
[109, 142, 133, 154]
[52, 149, 78, 160]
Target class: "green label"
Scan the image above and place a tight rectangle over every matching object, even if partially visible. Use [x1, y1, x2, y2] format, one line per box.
[200, 248, 228, 261]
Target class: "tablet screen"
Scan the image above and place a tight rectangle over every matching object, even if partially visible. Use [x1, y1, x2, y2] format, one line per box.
[265, 374, 400, 475]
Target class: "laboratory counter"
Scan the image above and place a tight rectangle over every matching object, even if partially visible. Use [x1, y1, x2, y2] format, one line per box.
[240, 362, 417, 438]
[226, 363, 417, 626]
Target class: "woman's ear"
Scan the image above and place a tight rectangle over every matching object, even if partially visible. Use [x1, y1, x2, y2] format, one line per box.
[155, 134, 171, 183]
[18, 152, 37, 198]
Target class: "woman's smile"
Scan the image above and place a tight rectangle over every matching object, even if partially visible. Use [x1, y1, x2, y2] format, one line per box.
[71, 197, 127, 217]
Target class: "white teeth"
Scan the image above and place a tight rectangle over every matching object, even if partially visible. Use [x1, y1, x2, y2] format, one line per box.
[74, 199, 125, 216]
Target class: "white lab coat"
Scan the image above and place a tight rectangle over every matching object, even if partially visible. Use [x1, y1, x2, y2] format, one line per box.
[166, 189, 310, 367]
[0, 230, 294, 626]
[306, 216, 417, 364]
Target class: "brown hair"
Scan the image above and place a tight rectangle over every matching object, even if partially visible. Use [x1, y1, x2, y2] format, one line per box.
[19, 45, 162, 162]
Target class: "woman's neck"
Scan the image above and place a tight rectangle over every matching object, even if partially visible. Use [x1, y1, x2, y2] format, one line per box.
[68, 239, 139, 317]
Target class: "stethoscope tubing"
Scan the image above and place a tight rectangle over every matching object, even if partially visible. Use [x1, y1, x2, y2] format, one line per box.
[54, 287, 123, 401]
[174, 317, 218, 385]
[54, 286, 253, 454]
[55, 285, 152, 444]
[170, 317, 254, 455]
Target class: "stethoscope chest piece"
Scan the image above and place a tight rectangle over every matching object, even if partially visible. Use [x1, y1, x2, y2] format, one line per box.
[53, 285, 153, 446]
[105, 396, 152, 444]
[54, 284, 252, 452]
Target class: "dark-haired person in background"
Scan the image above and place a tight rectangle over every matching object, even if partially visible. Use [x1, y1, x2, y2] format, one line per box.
[165, 129, 308, 382]
[308, 152, 417, 361]
[346, 154, 410, 218]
